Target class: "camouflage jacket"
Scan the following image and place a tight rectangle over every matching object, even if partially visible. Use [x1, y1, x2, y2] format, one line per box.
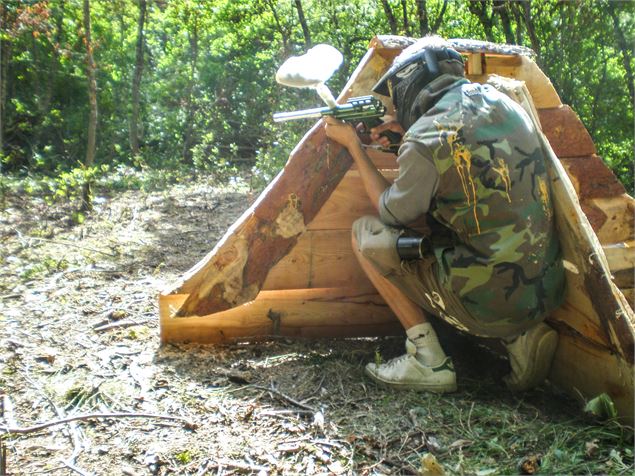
[404, 77, 565, 326]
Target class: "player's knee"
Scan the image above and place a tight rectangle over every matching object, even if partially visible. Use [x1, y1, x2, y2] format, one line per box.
[352, 216, 382, 256]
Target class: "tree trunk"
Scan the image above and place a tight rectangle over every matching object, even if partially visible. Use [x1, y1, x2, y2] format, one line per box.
[494, 0, 515, 44]
[294, 0, 311, 48]
[380, 0, 398, 35]
[510, 1, 524, 44]
[400, 0, 411, 37]
[182, 13, 198, 163]
[607, 1, 634, 106]
[82, 0, 98, 211]
[522, 0, 541, 58]
[468, 0, 495, 42]
[0, 3, 4, 163]
[431, 0, 448, 33]
[589, 45, 608, 136]
[266, 0, 290, 55]
[130, 0, 146, 157]
[415, 0, 429, 35]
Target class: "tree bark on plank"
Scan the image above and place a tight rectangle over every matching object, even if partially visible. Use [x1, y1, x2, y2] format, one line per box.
[130, 0, 147, 157]
[82, 0, 98, 211]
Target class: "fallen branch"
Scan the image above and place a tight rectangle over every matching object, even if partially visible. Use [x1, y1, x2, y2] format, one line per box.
[249, 385, 317, 412]
[19, 232, 118, 258]
[93, 320, 147, 332]
[1, 412, 196, 435]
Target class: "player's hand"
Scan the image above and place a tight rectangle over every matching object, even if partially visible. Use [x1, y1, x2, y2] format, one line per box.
[324, 116, 361, 149]
[370, 120, 405, 149]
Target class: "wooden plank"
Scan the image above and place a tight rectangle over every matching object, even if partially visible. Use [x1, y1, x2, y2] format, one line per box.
[603, 240, 635, 274]
[549, 331, 634, 422]
[160, 288, 401, 344]
[589, 195, 635, 245]
[514, 55, 562, 108]
[363, 148, 398, 169]
[537, 107, 596, 157]
[308, 171, 392, 231]
[261, 233, 311, 290]
[559, 156, 625, 200]
[262, 230, 375, 291]
[309, 230, 371, 288]
[620, 288, 634, 308]
[485, 54, 522, 68]
[467, 53, 483, 75]
[164, 47, 389, 317]
[496, 76, 634, 423]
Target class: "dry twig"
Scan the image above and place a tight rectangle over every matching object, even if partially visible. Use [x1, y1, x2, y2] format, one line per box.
[14, 229, 118, 258]
[249, 385, 317, 412]
[93, 320, 147, 332]
[1, 412, 196, 435]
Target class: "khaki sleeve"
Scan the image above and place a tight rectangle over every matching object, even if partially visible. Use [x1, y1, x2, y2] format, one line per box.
[378, 140, 439, 226]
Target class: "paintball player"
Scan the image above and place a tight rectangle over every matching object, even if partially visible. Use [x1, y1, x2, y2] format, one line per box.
[324, 36, 565, 393]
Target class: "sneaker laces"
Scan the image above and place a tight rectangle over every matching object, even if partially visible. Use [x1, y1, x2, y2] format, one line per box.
[378, 340, 418, 368]
[382, 354, 411, 368]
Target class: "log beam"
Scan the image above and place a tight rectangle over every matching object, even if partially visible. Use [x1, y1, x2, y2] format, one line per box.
[160, 288, 402, 344]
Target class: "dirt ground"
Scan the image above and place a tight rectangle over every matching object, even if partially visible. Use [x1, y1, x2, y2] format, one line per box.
[1, 178, 633, 475]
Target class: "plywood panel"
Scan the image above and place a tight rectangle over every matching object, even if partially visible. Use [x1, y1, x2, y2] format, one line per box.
[309, 230, 372, 288]
[262, 230, 375, 291]
[262, 233, 311, 290]
[549, 331, 634, 422]
[308, 171, 394, 231]
[308, 174, 375, 231]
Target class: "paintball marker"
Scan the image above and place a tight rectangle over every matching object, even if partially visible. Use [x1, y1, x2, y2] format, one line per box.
[274, 44, 402, 153]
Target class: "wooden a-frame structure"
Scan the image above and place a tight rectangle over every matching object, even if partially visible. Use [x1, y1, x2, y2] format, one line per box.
[160, 37, 634, 420]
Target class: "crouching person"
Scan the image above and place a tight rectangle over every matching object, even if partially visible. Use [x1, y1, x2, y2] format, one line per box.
[324, 36, 565, 393]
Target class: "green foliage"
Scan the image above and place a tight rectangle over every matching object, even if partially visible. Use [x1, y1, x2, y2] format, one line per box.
[19, 255, 68, 281]
[175, 450, 192, 464]
[0, 0, 632, 193]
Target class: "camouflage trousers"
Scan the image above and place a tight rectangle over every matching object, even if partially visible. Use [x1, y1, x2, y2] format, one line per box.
[353, 216, 540, 338]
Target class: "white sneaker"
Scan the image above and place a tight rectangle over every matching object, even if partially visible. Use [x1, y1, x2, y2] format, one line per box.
[365, 339, 457, 393]
[503, 322, 558, 391]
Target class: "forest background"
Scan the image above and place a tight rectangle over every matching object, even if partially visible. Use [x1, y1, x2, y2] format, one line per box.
[0, 0, 633, 210]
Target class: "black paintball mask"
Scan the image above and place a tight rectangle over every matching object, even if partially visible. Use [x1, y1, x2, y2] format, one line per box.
[373, 47, 464, 130]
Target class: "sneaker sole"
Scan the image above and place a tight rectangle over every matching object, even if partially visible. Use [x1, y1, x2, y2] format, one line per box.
[505, 328, 558, 391]
[364, 367, 458, 393]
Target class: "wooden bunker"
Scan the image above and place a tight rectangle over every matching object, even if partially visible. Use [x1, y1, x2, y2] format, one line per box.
[160, 37, 635, 419]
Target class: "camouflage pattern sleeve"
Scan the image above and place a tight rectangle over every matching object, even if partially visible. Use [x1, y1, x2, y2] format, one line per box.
[378, 141, 439, 226]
